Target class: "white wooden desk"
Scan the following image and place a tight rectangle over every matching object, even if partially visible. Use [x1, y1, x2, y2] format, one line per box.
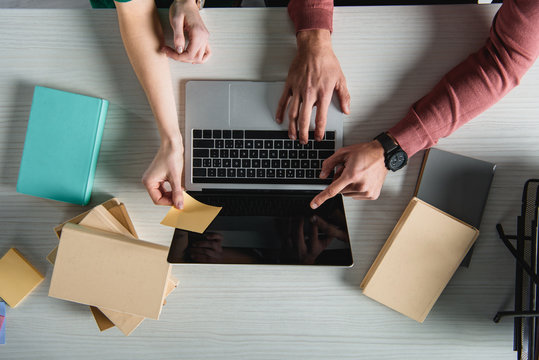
[0, 5, 536, 359]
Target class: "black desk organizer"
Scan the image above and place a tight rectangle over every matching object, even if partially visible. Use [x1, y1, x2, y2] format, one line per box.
[494, 179, 539, 360]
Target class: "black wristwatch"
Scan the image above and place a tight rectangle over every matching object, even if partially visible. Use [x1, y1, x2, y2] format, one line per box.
[374, 132, 408, 172]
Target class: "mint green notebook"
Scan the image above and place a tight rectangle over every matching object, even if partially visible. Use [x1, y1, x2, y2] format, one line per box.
[17, 86, 108, 205]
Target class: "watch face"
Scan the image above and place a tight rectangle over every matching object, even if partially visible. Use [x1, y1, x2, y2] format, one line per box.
[389, 151, 407, 171]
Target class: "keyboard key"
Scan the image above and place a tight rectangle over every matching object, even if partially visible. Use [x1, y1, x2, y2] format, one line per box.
[319, 150, 333, 159]
[193, 168, 206, 177]
[212, 159, 221, 167]
[247, 169, 256, 177]
[203, 159, 212, 167]
[284, 140, 293, 149]
[306, 169, 315, 178]
[294, 141, 302, 149]
[218, 168, 226, 177]
[203, 130, 212, 139]
[240, 150, 249, 158]
[193, 139, 214, 148]
[215, 139, 224, 148]
[299, 151, 308, 159]
[230, 149, 239, 158]
[267, 169, 276, 178]
[233, 130, 243, 139]
[308, 151, 317, 159]
[271, 160, 280, 168]
[252, 159, 261, 168]
[296, 169, 305, 178]
[282, 160, 290, 168]
[193, 129, 203, 138]
[235, 140, 244, 148]
[264, 140, 273, 149]
[220, 149, 229, 158]
[262, 159, 270, 168]
[314, 141, 335, 150]
[289, 150, 298, 159]
[225, 140, 234, 148]
[304, 141, 313, 149]
[210, 149, 219, 158]
[291, 160, 300, 168]
[232, 159, 241, 168]
[242, 159, 251, 168]
[227, 169, 236, 177]
[237, 168, 246, 177]
[245, 130, 289, 139]
[213, 130, 222, 138]
[269, 150, 278, 158]
[286, 169, 294, 178]
[255, 140, 264, 149]
[193, 149, 209, 157]
[223, 130, 232, 139]
[260, 150, 268, 158]
[257, 169, 266, 178]
[193, 158, 202, 167]
[277, 169, 285, 178]
[223, 159, 231, 168]
[274, 140, 283, 149]
[249, 150, 258, 158]
[245, 140, 254, 148]
[325, 131, 335, 140]
[301, 160, 310, 168]
[208, 168, 217, 177]
[311, 160, 320, 169]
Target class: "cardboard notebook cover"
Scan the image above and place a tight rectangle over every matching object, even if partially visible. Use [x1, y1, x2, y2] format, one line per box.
[49, 201, 177, 335]
[17, 86, 108, 205]
[49, 223, 170, 320]
[415, 148, 495, 267]
[360, 197, 479, 323]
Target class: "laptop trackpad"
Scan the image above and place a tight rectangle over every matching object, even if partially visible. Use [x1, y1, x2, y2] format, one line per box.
[229, 82, 284, 129]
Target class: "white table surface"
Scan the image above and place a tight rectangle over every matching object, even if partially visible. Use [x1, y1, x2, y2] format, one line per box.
[0, 4, 536, 359]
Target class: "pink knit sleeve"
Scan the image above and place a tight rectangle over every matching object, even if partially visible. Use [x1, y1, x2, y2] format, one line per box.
[288, 0, 333, 33]
[389, 0, 539, 157]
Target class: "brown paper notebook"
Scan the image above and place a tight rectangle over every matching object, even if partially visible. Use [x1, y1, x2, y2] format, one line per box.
[50, 203, 176, 334]
[100, 276, 179, 336]
[49, 223, 171, 319]
[360, 197, 479, 323]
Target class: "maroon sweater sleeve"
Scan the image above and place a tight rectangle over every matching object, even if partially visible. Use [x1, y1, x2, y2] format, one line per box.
[389, 0, 539, 157]
[288, 0, 333, 33]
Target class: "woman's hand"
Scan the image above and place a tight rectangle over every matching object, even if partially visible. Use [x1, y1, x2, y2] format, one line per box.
[162, 0, 211, 64]
[142, 140, 185, 209]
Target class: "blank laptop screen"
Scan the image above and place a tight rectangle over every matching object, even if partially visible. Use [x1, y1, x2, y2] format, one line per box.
[167, 192, 353, 266]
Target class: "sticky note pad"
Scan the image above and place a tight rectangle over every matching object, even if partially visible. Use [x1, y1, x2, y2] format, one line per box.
[0, 301, 5, 344]
[160, 192, 222, 233]
[17, 86, 108, 205]
[0, 248, 45, 308]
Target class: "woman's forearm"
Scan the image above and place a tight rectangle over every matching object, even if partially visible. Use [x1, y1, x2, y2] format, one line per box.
[115, 0, 182, 146]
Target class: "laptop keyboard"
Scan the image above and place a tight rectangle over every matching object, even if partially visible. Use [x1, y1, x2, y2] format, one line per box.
[192, 130, 335, 184]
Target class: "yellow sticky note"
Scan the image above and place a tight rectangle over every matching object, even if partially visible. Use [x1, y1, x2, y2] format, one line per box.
[0, 248, 45, 307]
[160, 192, 222, 233]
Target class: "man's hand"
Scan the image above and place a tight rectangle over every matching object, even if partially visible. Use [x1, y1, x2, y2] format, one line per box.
[310, 141, 388, 209]
[162, 0, 211, 64]
[142, 140, 184, 209]
[276, 29, 350, 144]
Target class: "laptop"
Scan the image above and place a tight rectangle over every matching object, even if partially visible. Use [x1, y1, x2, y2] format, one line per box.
[167, 81, 353, 266]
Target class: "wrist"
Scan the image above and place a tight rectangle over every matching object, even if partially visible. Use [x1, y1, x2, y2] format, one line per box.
[161, 134, 183, 152]
[296, 29, 332, 53]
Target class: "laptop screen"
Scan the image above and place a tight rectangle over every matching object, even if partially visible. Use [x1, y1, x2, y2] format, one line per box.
[167, 191, 353, 266]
